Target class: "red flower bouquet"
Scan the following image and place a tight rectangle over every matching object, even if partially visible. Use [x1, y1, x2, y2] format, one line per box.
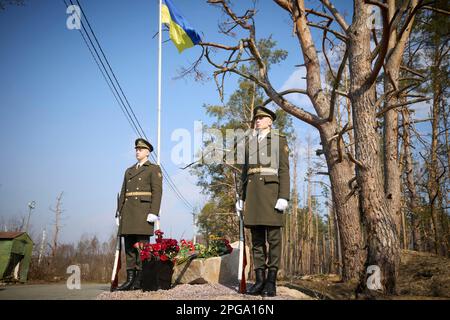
[134, 230, 179, 291]
[134, 230, 180, 263]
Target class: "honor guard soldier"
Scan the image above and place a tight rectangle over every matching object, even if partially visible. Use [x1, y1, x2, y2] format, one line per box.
[115, 138, 163, 291]
[236, 106, 290, 297]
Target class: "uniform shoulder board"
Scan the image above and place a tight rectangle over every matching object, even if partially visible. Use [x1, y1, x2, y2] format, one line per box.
[154, 165, 163, 178]
[272, 131, 286, 138]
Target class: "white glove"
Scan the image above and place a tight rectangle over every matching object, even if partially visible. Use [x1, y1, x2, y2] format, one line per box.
[116, 217, 120, 226]
[274, 198, 288, 212]
[147, 213, 159, 223]
[235, 200, 244, 215]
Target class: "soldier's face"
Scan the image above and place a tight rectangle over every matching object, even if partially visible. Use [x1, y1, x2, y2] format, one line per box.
[254, 116, 272, 130]
[135, 147, 149, 161]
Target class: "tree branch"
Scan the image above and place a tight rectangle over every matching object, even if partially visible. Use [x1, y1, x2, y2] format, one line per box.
[305, 8, 334, 20]
[274, 0, 292, 12]
[320, 0, 350, 32]
[365, 3, 390, 87]
[200, 41, 242, 51]
[400, 65, 425, 78]
[328, 47, 349, 122]
[365, 0, 389, 10]
[262, 89, 308, 106]
[347, 152, 365, 169]
[422, 5, 450, 15]
[208, 0, 254, 30]
[376, 97, 431, 117]
[328, 123, 353, 143]
[307, 22, 348, 41]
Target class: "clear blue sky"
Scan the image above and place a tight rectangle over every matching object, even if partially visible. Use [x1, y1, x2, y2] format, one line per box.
[0, 0, 430, 245]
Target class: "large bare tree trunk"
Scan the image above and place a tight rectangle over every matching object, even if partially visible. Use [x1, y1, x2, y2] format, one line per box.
[294, 0, 366, 280]
[428, 76, 443, 255]
[291, 143, 299, 274]
[349, 1, 400, 294]
[383, 0, 418, 236]
[383, 0, 401, 234]
[314, 212, 320, 273]
[328, 201, 336, 274]
[320, 125, 366, 280]
[305, 137, 313, 274]
[401, 108, 422, 251]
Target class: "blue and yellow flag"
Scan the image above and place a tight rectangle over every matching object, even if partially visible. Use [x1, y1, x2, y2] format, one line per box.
[161, 0, 202, 53]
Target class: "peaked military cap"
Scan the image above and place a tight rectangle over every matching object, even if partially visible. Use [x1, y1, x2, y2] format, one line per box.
[253, 106, 277, 121]
[135, 138, 154, 152]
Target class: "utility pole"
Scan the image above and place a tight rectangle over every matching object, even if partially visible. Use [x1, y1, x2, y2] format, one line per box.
[15, 200, 36, 280]
[25, 200, 36, 232]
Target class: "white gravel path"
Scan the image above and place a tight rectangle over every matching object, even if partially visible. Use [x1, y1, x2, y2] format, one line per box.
[96, 283, 315, 300]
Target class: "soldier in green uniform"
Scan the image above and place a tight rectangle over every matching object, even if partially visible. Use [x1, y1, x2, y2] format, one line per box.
[236, 106, 290, 297]
[115, 138, 163, 291]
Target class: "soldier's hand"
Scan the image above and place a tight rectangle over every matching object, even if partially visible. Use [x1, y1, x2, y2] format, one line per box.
[147, 213, 159, 223]
[274, 198, 288, 212]
[115, 217, 120, 226]
[235, 200, 244, 214]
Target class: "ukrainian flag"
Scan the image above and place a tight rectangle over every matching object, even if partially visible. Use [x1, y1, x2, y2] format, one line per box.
[161, 0, 202, 53]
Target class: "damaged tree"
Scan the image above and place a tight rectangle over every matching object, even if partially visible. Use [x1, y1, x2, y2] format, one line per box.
[201, 0, 365, 282]
[197, 0, 446, 294]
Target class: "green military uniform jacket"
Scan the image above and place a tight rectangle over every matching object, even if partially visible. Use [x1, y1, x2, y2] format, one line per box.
[118, 160, 163, 236]
[240, 130, 290, 227]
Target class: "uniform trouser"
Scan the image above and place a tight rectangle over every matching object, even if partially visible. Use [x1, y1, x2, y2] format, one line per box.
[124, 234, 149, 271]
[249, 226, 282, 271]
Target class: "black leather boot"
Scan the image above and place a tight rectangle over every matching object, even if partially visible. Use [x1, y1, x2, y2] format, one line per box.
[261, 269, 277, 297]
[116, 269, 135, 291]
[131, 270, 142, 290]
[246, 269, 266, 295]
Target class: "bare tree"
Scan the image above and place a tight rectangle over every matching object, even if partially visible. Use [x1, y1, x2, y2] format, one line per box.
[382, 0, 421, 236]
[401, 107, 422, 250]
[50, 192, 64, 258]
[202, 0, 365, 282]
[198, 0, 448, 294]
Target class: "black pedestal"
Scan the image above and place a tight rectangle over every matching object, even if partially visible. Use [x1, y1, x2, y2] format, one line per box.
[142, 259, 174, 291]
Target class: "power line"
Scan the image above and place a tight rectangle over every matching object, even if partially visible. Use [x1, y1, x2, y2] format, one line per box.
[64, 0, 194, 211]
[76, 15, 140, 137]
[65, 0, 143, 138]
[74, 0, 147, 139]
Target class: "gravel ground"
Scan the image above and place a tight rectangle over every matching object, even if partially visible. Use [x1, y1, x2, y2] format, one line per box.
[96, 283, 315, 300]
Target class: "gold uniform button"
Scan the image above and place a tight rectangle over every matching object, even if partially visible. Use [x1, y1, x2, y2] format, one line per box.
[259, 177, 263, 180]
[136, 187, 139, 190]
[139, 178, 142, 181]
[135, 197, 138, 200]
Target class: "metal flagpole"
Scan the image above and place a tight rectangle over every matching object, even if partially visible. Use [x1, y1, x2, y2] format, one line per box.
[157, 0, 162, 166]
[155, 0, 163, 231]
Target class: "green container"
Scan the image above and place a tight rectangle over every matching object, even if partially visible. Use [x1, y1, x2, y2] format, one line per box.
[0, 232, 34, 282]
